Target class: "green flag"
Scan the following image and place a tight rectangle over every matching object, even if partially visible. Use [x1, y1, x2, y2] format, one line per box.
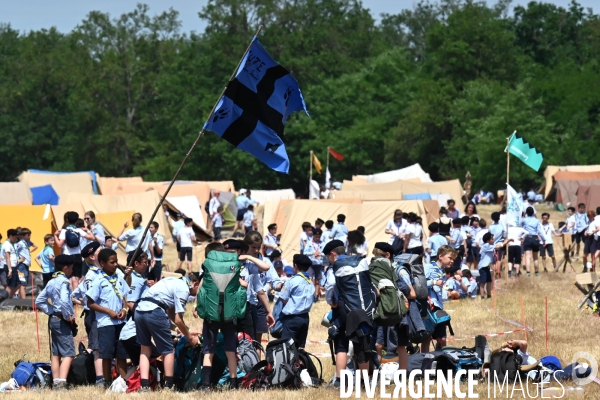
[506, 132, 543, 172]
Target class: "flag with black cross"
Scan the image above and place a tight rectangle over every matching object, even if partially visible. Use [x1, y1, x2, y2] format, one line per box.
[204, 35, 309, 173]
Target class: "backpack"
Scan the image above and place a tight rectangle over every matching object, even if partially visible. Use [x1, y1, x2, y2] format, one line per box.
[428, 307, 454, 336]
[331, 255, 375, 316]
[65, 227, 81, 248]
[237, 334, 263, 374]
[204, 200, 210, 214]
[269, 298, 284, 338]
[490, 351, 523, 383]
[174, 336, 203, 391]
[394, 254, 428, 301]
[407, 301, 429, 344]
[196, 251, 246, 323]
[297, 349, 324, 386]
[408, 351, 457, 378]
[240, 360, 272, 390]
[12, 357, 52, 389]
[369, 257, 409, 327]
[442, 347, 482, 376]
[67, 342, 96, 385]
[265, 338, 302, 388]
[126, 360, 161, 392]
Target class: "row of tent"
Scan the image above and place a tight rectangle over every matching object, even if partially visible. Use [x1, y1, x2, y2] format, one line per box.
[539, 165, 600, 210]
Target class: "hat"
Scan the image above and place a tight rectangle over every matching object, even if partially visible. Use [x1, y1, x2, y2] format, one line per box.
[293, 254, 312, 268]
[374, 242, 394, 254]
[323, 240, 345, 256]
[313, 228, 323, 235]
[461, 263, 470, 271]
[274, 260, 284, 269]
[55, 254, 75, 266]
[284, 266, 294, 275]
[239, 188, 247, 195]
[223, 239, 244, 250]
[7, 229, 19, 237]
[81, 241, 101, 258]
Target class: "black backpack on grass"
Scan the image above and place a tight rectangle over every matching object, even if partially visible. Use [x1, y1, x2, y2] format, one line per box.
[489, 351, 523, 383]
[67, 342, 96, 385]
[297, 349, 323, 386]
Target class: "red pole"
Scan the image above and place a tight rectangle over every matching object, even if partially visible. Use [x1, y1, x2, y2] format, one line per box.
[520, 296, 528, 341]
[35, 309, 41, 355]
[31, 272, 34, 309]
[545, 296, 549, 352]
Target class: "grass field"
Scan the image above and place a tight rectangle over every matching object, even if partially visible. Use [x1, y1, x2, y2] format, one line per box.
[2, 204, 600, 399]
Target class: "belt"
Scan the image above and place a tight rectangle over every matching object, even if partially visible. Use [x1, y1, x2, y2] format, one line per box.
[140, 297, 168, 311]
[527, 235, 539, 237]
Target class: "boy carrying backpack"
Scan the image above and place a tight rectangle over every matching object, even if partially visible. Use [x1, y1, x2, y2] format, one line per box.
[196, 244, 247, 391]
[323, 240, 375, 389]
[369, 243, 409, 368]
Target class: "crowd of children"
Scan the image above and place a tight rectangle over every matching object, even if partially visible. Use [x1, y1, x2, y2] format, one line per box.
[4, 195, 600, 392]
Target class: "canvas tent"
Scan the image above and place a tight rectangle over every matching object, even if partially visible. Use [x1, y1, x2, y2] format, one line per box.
[0, 182, 31, 205]
[576, 186, 600, 212]
[30, 185, 59, 205]
[97, 176, 144, 195]
[353, 163, 432, 183]
[0, 205, 53, 271]
[541, 165, 600, 199]
[18, 171, 94, 204]
[249, 189, 296, 204]
[340, 179, 464, 210]
[27, 169, 99, 194]
[331, 191, 403, 201]
[165, 196, 206, 230]
[64, 190, 174, 244]
[550, 171, 600, 206]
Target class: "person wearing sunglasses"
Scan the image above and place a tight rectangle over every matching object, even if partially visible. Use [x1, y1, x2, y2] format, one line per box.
[84, 211, 106, 245]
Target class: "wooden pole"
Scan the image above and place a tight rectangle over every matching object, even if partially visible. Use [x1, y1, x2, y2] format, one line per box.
[520, 296, 528, 340]
[545, 296, 549, 352]
[126, 26, 264, 268]
[326, 146, 330, 186]
[309, 150, 313, 199]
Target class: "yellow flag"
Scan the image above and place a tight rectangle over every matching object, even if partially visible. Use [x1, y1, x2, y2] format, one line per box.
[312, 153, 322, 174]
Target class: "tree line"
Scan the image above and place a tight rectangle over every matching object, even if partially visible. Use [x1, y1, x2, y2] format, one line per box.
[0, 0, 598, 194]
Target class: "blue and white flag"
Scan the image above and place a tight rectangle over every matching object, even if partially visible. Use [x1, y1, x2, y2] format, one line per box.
[506, 183, 523, 227]
[204, 37, 308, 173]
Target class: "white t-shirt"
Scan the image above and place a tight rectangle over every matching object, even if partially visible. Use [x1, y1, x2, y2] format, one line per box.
[507, 227, 528, 246]
[60, 227, 88, 255]
[356, 240, 368, 256]
[212, 213, 223, 228]
[475, 228, 489, 248]
[209, 196, 220, 216]
[178, 226, 195, 247]
[150, 233, 165, 261]
[1, 240, 18, 267]
[243, 210, 255, 227]
[118, 226, 150, 253]
[541, 223, 556, 245]
[385, 219, 407, 244]
[406, 223, 423, 249]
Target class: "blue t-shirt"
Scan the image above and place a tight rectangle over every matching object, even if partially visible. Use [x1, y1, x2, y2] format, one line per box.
[37, 246, 55, 273]
[86, 273, 129, 328]
[280, 273, 315, 315]
[479, 243, 495, 269]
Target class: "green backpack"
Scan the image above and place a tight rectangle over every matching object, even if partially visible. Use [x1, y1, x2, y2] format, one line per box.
[196, 251, 247, 323]
[369, 256, 409, 327]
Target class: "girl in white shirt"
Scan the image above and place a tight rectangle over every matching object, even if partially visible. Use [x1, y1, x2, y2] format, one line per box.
[403, 212, 424, 255]
[118, 213, 152, 266]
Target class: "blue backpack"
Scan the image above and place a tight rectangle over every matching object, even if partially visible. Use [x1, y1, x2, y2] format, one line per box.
[12, 359, 52, 388]
[540, 356, 562, 372]
[65, 227, 81, 248]
[442, 347, 482, 376]
[331, 255, 375, 316]
[428, 307, 454, 336]
[270, 298, 284, 339]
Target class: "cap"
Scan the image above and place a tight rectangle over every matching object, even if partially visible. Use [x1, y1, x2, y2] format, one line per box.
[374, 242, 394, 254]
[274, 260, 284, 269]
[284, 266, 294, 275]
[55, 254, 75, 266]
[223, 239, 244, 250]
[313, 228, 323, 235]
[461, 264, 470, 271]
[81, 241, 101, 258]
[293, 254, 312, 268]
[323, 240, 345, 256]
[239, 188, 247, 195]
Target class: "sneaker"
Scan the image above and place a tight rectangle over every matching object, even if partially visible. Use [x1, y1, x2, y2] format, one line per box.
[198, 385, 212, 393]
[53, 381, 68, 391]
[95, 378, 105, 388]
[138, 387, 151, 393]
[583, 267, 588, 273]
[332, 379, 341, 390]
[526, 272, 531, 277]
[508, 271, 512, 278]
[535, 272, 540, 276]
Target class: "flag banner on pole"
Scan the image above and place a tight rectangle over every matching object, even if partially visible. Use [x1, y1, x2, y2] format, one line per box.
[312, 153, 322, 174]
[328, 147, 345, 161]
[326, 167, 331, 185]
[309, 180, 320, 199]
[506, 183, 524, 227]
[505, 132, 543, 172]
[204, 37, 308, 174]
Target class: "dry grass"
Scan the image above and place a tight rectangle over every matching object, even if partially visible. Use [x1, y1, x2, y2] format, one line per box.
[2, 204, 600, 398]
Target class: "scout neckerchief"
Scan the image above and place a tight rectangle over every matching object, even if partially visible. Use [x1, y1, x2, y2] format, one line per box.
[542, 223, 552, 238]
[297, 272, 312, 285]
[102, 271, 123, 299]
[52, 271, 65, 279]
[181, 275, 192, 289]
[133, 271, 143, 278]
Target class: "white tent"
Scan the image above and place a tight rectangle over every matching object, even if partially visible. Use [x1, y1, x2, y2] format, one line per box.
[166, 196, 206, 230]
[355, 163, 432, 183]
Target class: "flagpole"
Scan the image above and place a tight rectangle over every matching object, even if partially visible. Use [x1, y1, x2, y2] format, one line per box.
[505, 130, 515, 205]
[126, 25, 264, 268]
[309, 150, 313, 199]
[326, 146, 330, 186]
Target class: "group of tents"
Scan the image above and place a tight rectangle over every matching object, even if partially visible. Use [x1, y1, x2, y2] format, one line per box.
[539, 165, 600, 210]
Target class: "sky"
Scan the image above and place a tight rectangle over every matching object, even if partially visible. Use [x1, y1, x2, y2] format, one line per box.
[0, 0, 597, 34]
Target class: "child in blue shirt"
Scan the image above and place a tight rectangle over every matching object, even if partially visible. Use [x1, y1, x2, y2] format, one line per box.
[479, 232, 513, 299]
[36, 234, 56, 288]
[422, 245, 457, 352]
[426, 222, 448, 264]
[36, 254, 77, 390]
[279, 254, 315, 349]
[86, 248, 131, 387]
